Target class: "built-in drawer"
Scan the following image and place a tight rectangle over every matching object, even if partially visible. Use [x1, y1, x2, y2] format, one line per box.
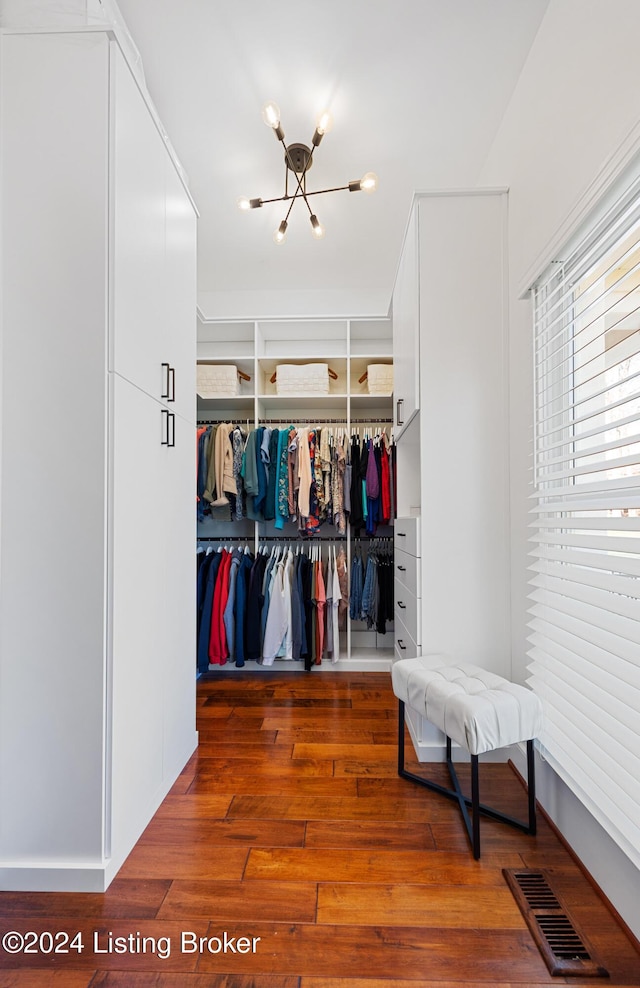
[394, 611, 419, 661]
[394, 546, 421, 598]
[394, 583, 421, 645]
[394, 517, 421, 557]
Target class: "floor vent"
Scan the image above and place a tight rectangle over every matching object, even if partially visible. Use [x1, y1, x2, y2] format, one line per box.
[503, 868, 609, 978]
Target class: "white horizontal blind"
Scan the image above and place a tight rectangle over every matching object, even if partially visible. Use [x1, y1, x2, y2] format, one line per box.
[530, 182, 640, 869]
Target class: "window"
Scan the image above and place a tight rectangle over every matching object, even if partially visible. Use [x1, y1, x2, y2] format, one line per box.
[530, 179, 640, 869]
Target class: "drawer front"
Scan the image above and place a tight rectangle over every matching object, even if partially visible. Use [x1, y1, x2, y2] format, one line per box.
[394, 546, 420, 598]
[394, 611, 419, 661]
[394, 583, 421, 645]
[394, 517, 421, 557]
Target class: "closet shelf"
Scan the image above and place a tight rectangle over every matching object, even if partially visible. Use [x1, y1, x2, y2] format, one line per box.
[350, 394, 394, 410]
[197, 396, 255, 414]
[258, 394, 349, 415]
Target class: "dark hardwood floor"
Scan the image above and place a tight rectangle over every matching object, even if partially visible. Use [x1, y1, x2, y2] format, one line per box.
[0, 671, 638, 986]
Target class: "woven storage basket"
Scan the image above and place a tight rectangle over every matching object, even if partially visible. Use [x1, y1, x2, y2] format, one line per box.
[367, 363, 394, 395]
[276, 363, 330, 395]
[196, 363, 239, 398]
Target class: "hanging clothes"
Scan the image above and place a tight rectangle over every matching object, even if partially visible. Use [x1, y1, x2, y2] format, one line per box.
[231, 426, 246, 521]
[331, 547, 342, 661]
[263, 427, 278, 521]
[349, 548, 364, 621]
[331, 433, 347, 535]
[349, 435, 363, 529]
[336, 544, 348, 631]
[315, 554, 326, 665]
[245, 552, 268, 660]
[297, 427, 312, 519]
[223, 549, 241, 658]
[274, 427, 290, 530]
[234, 550, 254, 667]
[253, 426, 267, 516]
[197, 549, 223, 673]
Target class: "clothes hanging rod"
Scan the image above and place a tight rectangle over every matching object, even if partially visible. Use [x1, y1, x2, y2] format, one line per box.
[197, 534, 348, 543]
[258, 419, 347, 425]
[258, 419, 393, 425]
[197, 536, 253, 542]
[259, 535, 347, 542]
[198, 419, 251, 426]
[197, 418, 393, 426]
[353, 535, 394, 540]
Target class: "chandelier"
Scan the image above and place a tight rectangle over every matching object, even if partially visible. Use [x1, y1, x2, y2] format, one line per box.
[237, 101, 378, 244]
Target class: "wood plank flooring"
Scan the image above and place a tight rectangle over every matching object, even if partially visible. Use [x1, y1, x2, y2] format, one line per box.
[0, 671, 638, 986]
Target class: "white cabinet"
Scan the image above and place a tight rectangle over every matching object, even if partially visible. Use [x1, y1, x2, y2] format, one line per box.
[110, 376, 196, 856]
[0, 30, 197, 890]
[110, 376, 166, 853]
[111, 46, 167, 401]
[164, 158, 198, 423]
[111, 49, 196, 424]
[392, 206, 420, 438]
[392, 192, 510, 760]
[394, 518, 422, 660]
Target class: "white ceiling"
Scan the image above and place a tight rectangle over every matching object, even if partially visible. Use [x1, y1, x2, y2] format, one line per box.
[116, 0, 550, 319]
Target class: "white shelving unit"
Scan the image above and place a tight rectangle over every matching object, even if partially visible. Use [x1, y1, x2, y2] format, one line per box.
[196, 317, 395, 671]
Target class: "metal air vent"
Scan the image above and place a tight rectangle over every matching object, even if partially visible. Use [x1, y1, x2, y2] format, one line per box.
[503, 868, 608, 977]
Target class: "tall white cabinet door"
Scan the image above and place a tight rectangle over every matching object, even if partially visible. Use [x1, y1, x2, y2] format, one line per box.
[110, 46, 168, 404]
[109, 374, 165, 857]
[392, 205, 420, 438]
[164, 157, 197, 425]
[161, 412, 197, 774]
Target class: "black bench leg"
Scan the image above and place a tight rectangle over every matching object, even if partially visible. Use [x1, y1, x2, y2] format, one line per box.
[527, 739, 537, 835]
[398, 700, 406, 775]
[471, 754, 480, 860]
[396, 699, 536, 859]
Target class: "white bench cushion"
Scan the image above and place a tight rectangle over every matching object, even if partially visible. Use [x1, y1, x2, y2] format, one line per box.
[391, 655, 543, 755]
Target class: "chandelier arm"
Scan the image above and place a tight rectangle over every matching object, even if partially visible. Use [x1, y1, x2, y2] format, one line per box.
[287, 176, 314, 217]
[252, 185, 353, 207]
[304, 184, 352, 197]
[280, 139, 315, 216]
[283, 194, 297, 225]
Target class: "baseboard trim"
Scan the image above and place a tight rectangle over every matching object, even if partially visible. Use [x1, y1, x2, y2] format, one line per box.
[0, 732, 199, 894]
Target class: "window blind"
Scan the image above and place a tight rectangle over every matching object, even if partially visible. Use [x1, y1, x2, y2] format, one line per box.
[530, 179, 640, 870]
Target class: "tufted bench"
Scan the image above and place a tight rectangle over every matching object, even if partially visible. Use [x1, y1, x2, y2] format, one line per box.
[391, 656, 543, 858]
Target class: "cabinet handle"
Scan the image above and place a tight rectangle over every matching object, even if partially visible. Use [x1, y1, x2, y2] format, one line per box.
[398, 601, 406, 609]
[161, 408, 170, 445]
[397, 639, 406, 650]
[168, 365, 176, 403]
[397, 565, 406, 572]
[396, 397, 404, 426]
[397, 531, 406, 537]
[169, 412, 176, 448]
[161, 362, 171, 400]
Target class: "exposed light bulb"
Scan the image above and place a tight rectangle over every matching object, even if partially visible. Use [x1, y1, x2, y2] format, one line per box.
[273, 220, 288, 245]
[237, 196, 251, 211]
[360, 171, 378, 194]
[261, 101, 281, 129]
[312, 108, 333, 147]
[310, 214, 325, 240]
[315, 109, 333, 135]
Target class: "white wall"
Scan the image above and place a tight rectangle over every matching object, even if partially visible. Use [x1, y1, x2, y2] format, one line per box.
[0, 30, 110, 878]
[478, 0, 640, 942]
[479, 0, 640, 688]
[197, 288, 391, 322]
[418, 193, 510, 675]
